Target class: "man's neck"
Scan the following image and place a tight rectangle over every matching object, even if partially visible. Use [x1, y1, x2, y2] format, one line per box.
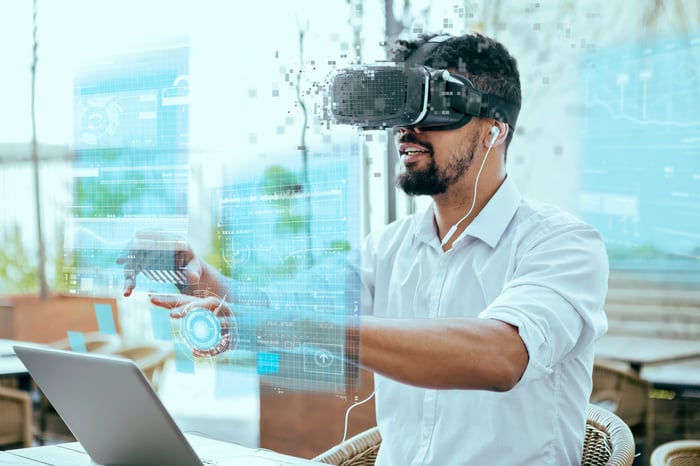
[433, 172, 506, 250]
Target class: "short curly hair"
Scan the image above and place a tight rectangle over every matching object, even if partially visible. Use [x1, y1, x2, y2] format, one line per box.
[391, 32, 522, 152]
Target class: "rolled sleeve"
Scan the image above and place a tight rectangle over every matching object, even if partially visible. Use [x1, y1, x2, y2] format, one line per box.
[478, 223, 609, 383]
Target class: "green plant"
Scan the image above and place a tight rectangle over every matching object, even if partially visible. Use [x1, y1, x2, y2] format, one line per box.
[0, 224, 39, 294]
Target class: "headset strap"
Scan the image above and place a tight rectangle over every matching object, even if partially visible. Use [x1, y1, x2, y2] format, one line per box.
[405, 35, 452, 66]
[480, 93, 519, 129]
[446, 75, 519, 129]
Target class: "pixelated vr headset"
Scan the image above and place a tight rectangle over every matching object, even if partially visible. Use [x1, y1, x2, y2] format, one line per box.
[328, 36, 519, 131]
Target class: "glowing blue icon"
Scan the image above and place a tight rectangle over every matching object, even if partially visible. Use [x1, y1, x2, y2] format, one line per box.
[181, 307, 222, 351]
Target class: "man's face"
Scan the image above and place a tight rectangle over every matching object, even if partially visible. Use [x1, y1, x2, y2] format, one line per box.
[395, 123, 480, 196]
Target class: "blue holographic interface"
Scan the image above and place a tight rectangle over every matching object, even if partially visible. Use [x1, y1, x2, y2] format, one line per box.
[204, 156, 362, 394]
[64, 44, 362, 394]
[64, 46, 190, 295]
[580, 33, 700, 273]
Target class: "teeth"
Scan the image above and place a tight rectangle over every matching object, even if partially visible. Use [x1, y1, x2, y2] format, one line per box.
[404, 148, 427, 154]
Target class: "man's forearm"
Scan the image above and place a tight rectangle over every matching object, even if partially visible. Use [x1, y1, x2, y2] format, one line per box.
[359, 315, 528, 391]
[196, 260, 269, 307]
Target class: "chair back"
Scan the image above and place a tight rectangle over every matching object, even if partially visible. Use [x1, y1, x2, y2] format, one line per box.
[313, 426, 381, 465]
[591, 360, 654, 456]
[109, 343, 173, 392]
[650, 439, 700, 466]
[592, 361, 652, 427]
[0, 386, 33, 448]
[583, 403, 636, 466]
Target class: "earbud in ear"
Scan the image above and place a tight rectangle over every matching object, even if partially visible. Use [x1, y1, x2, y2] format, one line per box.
[489, 126, 500, 145]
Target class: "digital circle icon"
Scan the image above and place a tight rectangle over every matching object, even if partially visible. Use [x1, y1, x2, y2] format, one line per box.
[77, 96, 121, 147]
[180, 307, 236, 356]
[314, 349, 334, 368]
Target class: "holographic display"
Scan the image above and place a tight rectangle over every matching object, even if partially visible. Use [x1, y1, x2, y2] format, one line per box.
[63, 42, 361, 395]
[65, 46, 190, 295]
[208, 155, 362, 394]
[580, 33, 700, 272]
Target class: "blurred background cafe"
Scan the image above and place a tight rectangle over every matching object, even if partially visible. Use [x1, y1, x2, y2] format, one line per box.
[1, 1, 700, 465]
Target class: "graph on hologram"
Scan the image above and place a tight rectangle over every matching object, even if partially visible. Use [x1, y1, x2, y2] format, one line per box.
[579, 33, 700, 267]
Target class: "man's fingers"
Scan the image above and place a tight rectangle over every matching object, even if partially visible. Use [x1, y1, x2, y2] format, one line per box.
[123, 277, 136, 297]
[154, 296, 190, 319]
[117, 230, 195, 297]
[149, 294, 233, 358]
[150, 294, 193, 308]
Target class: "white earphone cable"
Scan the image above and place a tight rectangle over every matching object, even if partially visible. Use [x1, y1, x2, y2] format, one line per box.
[341, 390, 375, 443]
[440, 127, 499, 247]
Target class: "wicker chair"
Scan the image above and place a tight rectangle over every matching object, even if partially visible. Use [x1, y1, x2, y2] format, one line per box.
[313, 404, 635, 466]
[584, 403, 637, 466]
[313, 426, 381, 465]
[0, 385, 33, 448]
[650, 440, 700, 466]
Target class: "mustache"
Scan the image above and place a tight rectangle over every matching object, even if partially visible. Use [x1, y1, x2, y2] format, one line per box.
[396, 131, 434, 153]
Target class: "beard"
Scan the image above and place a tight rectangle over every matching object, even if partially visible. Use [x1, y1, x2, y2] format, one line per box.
[396, 131, 479, 196]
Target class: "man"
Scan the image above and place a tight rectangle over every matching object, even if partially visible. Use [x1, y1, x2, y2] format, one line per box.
[354, 32, 608, 465]
[121, 32, 608, 465]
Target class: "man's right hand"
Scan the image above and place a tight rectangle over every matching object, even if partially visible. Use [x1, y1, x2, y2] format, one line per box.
[116, 230, 203, 297]
[150, 293, 236, 358]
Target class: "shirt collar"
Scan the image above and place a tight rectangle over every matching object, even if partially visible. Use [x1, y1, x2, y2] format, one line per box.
[413, 176, 522, 249]
[462, 176, 521, 248]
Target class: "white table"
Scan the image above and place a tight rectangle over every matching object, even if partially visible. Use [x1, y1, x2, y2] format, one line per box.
[0, 339, 34, 390]
[595, 334, 700, 373]
[1, 434, 321, 465]
[642, 359, 700, 394]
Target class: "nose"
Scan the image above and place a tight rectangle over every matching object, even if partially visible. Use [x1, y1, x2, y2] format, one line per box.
[396, 126, 422, 135]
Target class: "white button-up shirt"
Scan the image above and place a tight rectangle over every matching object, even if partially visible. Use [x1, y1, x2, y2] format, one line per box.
[360, 176, 609, 466]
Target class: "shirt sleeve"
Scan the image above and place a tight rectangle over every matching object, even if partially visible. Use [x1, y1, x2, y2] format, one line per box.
[478, 222, 609, 383]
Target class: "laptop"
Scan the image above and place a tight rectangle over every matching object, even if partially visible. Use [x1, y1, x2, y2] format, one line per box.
[13, 344, 319, 466]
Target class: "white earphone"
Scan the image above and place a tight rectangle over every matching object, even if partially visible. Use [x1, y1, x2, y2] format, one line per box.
[440, 124, 501, 248]
[489, 125, 500, 146]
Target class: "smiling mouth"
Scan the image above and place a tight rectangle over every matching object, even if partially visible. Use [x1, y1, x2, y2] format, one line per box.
[401, 147, 429, 156]
[400, 147, 430, 165]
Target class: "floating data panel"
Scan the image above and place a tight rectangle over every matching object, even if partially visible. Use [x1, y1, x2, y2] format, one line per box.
[210, 155, 362, 395]
[65, 45, 190, 296]
[580, 33, 700, 274]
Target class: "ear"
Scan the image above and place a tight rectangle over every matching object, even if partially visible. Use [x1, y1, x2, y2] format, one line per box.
[483, 121, 509, 148]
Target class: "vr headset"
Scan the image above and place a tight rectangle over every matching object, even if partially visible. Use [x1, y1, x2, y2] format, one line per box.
[328, 37, 519, 131]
